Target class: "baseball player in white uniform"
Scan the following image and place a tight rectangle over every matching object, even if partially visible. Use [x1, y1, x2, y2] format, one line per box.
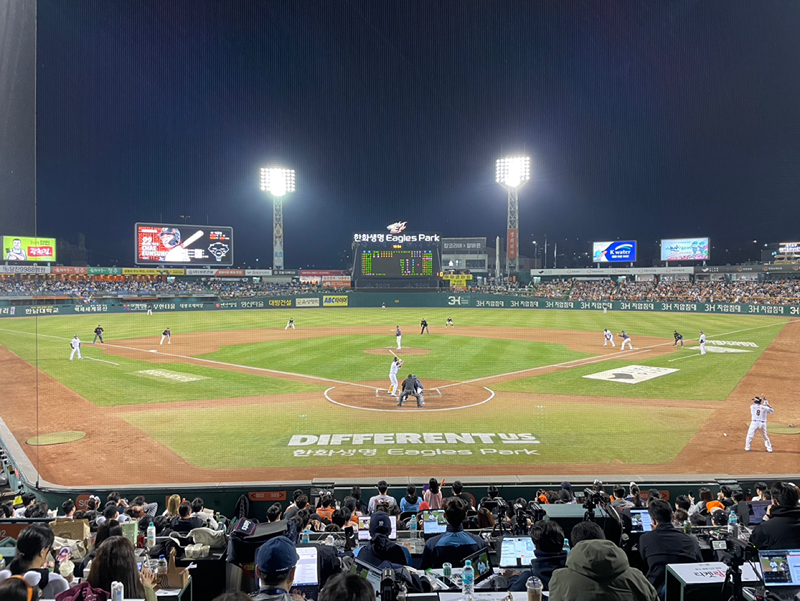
[699, 331, 707, 355]
[745, 396, 773, 452]
[619, 330, 632, 350]
[69, 336, 82, 361]
[382, 302, 386, 311]
[395, 326, 402, 350]
[285, 318, 295, 330]
[388, 356, 404, 397]
[603, 329, 615, 347]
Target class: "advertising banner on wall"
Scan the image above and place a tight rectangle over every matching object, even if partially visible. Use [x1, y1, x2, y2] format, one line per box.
[52, 266, 88, 274]
[661, 238, 710, 261]
[323, 295, 349, 307]
[2, 236, 56, 262]
[507, 229, 519, 260]
[442, 238, 487, 253]
[592, 241, 637, 263]
[135, 223, 233, 265]
[0, 265, 50, 274]
[122, 268, 186, 276]
[88, 267, 122, 275]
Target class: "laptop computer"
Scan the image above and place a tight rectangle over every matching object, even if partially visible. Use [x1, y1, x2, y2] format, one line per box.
[357, 515, 397, 541]
[499, 535, 537, 568]
[757, 549, 800, 600]
[747, 500, 772, 525]
[629, 509, 654, 533]
[291, 547, 320, 601]
[421, 510, 447, 537]
[349, 557, 384, 595]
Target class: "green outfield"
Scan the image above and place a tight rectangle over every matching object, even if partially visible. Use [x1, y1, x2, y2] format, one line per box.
[0, 308, 790, 479]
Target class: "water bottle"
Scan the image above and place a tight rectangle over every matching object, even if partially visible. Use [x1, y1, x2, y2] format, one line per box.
[111, 581, 124, 601]
[157, 554, 168, 575]
[325, 534, 335, 546]
[302, 530, 311, 544]
[409, 515, 418, 538]
[562, 537, 571, 554]
[728, 511, 739, 538]
[683, 520, 691, 534]
[146, 521, 156, 549]
[461, 559, 474, 598]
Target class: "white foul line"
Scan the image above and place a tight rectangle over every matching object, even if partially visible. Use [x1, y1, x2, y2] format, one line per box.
[323, 386, 495, 413]
[83, 356, 119, 366]
[667, 353, 702, 363]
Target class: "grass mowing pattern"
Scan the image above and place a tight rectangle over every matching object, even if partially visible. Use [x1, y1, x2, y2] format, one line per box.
[198, 335, 593, 382]
[123, 399, 712, 469]
[0, 329, 322, 406]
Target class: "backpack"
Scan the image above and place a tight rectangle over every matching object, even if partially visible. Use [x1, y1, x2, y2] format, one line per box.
[233, 494, 252, 520]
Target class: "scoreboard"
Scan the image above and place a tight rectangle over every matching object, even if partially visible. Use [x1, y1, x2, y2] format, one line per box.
[360, 249, 435, 277]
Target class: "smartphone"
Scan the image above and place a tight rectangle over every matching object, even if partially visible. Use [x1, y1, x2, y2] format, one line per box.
[137, 562, 143, 572]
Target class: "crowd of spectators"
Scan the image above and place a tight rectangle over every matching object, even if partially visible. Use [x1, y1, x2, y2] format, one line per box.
[0, 278, 318, 299]
[2, 479, 798, 601]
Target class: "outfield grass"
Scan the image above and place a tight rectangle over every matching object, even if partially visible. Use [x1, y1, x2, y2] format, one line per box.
[495, 322, 785, 401]
[123, 396, 713, 469]
[198, 335, 593, 382]
[0, 329, 322, 406]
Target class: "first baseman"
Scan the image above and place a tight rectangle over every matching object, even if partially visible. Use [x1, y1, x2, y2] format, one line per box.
[388, 356, 404, 397]
[395, 326, 402, 350]
[70, 336, 82, 361]
[160, 327, 171, 345]
[699, 331, 706, 355]
[93, 324, 105, 344]
[619, 330, 632, 350]
[603, 328, 615, 347]
[745, 396, 773, 452]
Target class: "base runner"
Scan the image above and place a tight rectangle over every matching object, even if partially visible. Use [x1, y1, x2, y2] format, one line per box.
[69, 335, 82, 361]
[603, 328, 614, 347]
[745, 396, 773, 452]
[699, 331, 706, 355]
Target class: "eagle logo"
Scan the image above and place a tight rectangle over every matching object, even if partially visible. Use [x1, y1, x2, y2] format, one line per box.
[386, 221, 407, 234]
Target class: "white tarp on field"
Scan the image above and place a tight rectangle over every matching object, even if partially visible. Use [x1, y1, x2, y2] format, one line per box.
[583, 365, 678, 385]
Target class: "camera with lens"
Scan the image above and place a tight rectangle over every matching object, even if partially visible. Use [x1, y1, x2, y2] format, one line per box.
[712, 536, 758, 564]
[380, 567, 407, 600]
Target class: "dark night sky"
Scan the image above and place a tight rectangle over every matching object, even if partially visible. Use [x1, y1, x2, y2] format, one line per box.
[35, 0, 800, 268]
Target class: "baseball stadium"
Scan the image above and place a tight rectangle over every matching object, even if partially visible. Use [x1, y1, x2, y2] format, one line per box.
[2, 4, 800, 599]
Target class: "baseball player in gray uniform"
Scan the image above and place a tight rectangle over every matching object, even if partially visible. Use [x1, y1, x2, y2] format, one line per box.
[603, 329, 615, 347]
[745, 396, 774, 452]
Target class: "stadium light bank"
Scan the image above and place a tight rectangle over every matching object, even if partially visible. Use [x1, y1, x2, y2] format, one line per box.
[496, 156, 531, 276]
[260, 167, 296, 270]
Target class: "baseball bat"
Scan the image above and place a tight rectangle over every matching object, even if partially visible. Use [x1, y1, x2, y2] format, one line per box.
[181, 230, 204, 248]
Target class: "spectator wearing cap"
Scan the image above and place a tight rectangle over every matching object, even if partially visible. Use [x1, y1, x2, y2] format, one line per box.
[751, 482, 800, 550]
[638, 500, 702, 596]
[253, 537, 300, 601]
[353, 511, 411, 567]
[367, 481, 397, 514]
[420, 497, 486, 569]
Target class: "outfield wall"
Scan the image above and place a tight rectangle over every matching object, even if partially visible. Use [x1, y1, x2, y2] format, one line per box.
[0, 292, 798, 317]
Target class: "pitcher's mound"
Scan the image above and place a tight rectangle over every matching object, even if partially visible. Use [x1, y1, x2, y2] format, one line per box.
[363, 348, 431, 356]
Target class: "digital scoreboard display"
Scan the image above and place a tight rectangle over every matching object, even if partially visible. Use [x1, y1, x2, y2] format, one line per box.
[361, 250, 435, 277]
[136, 223, 234, 265]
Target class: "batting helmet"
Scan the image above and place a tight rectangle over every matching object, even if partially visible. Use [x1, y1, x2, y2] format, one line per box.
[753, 397, 763, 404]
[159, 227, 181, 245]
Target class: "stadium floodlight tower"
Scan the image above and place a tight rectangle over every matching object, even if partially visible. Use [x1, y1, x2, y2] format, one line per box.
[495, 156, 531, 276]
[260, 167, 296, 270]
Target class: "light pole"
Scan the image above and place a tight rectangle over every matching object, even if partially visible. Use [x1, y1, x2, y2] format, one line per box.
[260, 167, 296, 270]
[496, 156, 531, 276]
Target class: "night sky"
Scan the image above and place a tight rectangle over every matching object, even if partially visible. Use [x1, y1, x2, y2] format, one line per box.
[35, 1, 800, 268]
